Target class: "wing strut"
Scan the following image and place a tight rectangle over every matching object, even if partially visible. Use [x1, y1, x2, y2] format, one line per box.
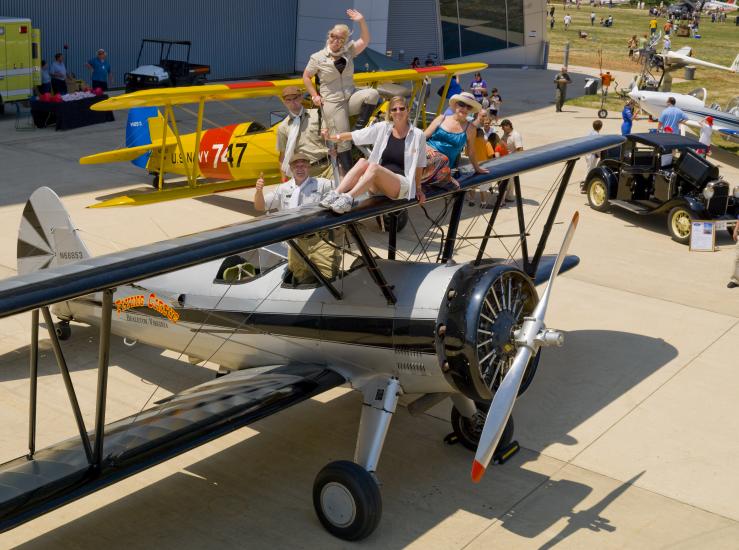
[347, 223, 397, 305]
[286, 239, 342, 300]
[440, 192, 467, 263]
[40, 307, 94, 464]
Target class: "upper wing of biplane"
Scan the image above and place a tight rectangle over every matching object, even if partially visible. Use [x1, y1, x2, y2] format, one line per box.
[3, 134, 623, 316]
[89, 63, 487, 111]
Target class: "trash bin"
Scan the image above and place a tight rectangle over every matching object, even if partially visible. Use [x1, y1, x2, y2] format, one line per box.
[584, 78, 599, 95]
[684, 65, 696, 80]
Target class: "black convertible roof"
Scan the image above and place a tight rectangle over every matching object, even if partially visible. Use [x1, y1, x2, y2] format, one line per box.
[627, 132, 703, 152]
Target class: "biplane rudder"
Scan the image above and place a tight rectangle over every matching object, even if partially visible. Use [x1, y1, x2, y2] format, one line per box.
[17, 187, 90, 276]
[126, 106, 167, 169]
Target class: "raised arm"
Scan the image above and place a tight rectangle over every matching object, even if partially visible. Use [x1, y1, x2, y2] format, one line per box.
[347, 9, 370, 55]
[424, 115, 443, 139]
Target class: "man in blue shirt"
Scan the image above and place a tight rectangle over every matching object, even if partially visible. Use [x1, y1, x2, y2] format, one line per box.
[86, 49, 111, 91]
[49, 53, 67, 95]
[658, 97, 687, 133]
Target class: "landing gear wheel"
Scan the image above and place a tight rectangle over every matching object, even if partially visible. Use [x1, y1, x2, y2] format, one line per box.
[450, 404, 514, 453]
[667, 206, 694, 245]
[313, 460, 382, 541]
[151, 173, 161, 188]
[586, 176, 610, 212]
[55, 321, 71, 341]
[598, 109, 608, 119]
[380, 210, 409, 233]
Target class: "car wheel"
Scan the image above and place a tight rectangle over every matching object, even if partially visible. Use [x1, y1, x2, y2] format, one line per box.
[586, 176, 610, 212]
[598, 109, 608, 119]
[667, 206, 694, 244]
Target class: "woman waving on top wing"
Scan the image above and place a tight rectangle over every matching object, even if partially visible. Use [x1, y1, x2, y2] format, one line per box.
[303, 9, 381, 176]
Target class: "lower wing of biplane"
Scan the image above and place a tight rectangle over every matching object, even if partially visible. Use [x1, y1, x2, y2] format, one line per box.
[80, 62, 487, 208]
[2, 134, 624, 540]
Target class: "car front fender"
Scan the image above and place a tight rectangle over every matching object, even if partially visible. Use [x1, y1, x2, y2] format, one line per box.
[583, 166, 618, 198]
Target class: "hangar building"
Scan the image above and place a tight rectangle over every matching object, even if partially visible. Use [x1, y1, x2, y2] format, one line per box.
[1, 0, 547, 85]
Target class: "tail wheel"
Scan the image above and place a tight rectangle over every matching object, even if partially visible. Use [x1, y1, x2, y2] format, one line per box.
[476, 270, 539, 395]
[667, 206, 694, 244]
[586, 176, 610, 212]
[313, 461, 381, 541]
[598, 109, 608, 119]
[55, 321, 71, 341]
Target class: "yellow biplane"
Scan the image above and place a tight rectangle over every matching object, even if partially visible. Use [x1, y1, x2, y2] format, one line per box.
[81, 62, 486, 208]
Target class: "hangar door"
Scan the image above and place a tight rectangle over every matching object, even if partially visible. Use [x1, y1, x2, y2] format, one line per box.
[387, 0, 440, 65]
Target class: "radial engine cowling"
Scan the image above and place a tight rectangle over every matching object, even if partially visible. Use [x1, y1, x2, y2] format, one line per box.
[436, 263, 540, 403]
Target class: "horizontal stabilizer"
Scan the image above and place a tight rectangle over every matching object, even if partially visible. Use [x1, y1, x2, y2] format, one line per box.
[0, 364, 344, 532]
[80, 142, 167, 164]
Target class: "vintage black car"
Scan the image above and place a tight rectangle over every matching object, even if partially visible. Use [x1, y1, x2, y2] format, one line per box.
[582, 133, 738, 244]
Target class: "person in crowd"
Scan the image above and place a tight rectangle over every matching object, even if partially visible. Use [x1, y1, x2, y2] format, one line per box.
[621, 100, 637, 135]
[303, 9, 380, 175]
[564, 13, 572, 29]
[411, 57, 421, 69]
[699, 116, 714, 156]
[627, 35, 638, 58]
[658, 97, 687, 133]
[276, 85, 330, 179]
[489, 87, 502, 123]
[319, 95, 427, 214]
[499, 119, 523, 202]
[590, 11, 596, 25]
[39, 60, 51, 94]
[663, 34, 671, 52]
[649, 16, 658, 34]
[476, 131, 509, 208]
[663, 20, 672, 35]
[254, 153, 338, 283]
[554, 66, 572, 112]
[728, 217, 739, 289]
[584, 119, 603, 174]
[550, 16, 556, 30]
[50, 53, 68, 95]
[469, 72, 488, 103]
[85, 48, 111, 91]
[424, 92, 488, 187]
[424, 55, 435, 67]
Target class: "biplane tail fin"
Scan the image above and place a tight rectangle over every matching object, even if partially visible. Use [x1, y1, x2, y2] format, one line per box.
[17, 187, 90, 276]
[731, 53, 739, 73]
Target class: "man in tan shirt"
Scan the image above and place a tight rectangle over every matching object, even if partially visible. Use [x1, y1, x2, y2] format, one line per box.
[276, 85, 331, 179]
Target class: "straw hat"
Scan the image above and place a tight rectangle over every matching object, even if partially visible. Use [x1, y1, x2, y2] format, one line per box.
[449, 92, 481, 113]
[289, 152, 311, 164]
[281, 85, 303, 99]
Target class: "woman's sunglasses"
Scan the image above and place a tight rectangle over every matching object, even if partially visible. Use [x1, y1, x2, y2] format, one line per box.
[390, 107, 407, 112]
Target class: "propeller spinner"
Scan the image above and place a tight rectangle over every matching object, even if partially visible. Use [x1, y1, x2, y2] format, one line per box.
[471, 211, 579, 483]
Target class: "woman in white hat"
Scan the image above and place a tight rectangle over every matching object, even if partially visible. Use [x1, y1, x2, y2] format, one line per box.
[421, 92, 488, 188]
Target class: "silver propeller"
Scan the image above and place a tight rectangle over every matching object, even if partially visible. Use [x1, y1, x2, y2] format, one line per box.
[471, 211, 579, 483]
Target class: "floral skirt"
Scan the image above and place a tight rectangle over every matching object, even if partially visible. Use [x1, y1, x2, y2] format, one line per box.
[420, 145, 458, 194]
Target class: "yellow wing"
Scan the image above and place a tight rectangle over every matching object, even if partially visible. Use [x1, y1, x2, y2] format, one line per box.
[91, 62, 488, 111]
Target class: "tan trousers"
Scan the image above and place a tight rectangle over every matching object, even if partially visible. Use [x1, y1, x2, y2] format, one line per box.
[288, 231, 341, 284]
[322, 88, 380, 152]
[731, 237, 739, 285]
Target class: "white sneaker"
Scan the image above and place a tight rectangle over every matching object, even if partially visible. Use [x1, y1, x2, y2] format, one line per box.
[319, 189, 340, 208]
[329, 193, 354, 214]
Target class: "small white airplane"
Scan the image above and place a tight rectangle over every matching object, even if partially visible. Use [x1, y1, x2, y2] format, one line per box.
[657, 47, 739, 74]
[629, 87, 739, 143]
[701, 0, 738, 11]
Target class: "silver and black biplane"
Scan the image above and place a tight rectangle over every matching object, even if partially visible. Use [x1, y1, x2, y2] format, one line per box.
[0, 134, 623, 541]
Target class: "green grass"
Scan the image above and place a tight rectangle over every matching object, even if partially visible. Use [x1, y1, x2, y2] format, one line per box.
[547, 4, 739, 152]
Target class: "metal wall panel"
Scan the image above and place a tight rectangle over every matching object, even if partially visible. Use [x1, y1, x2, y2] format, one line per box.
[386, 0, 440, 66]
[0, 0, 297, 86]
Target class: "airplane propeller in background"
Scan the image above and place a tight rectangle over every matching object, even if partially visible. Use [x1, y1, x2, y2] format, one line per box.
[471, 211, 579, 483]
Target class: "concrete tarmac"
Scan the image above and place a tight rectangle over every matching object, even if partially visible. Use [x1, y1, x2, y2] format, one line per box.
[0, 67, 737, 549]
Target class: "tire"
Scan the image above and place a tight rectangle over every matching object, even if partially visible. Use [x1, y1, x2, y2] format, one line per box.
[586, 176, 610, 212]
[313, 461, 382, 541]
[55, 321, 71, 341]
[667, 206, 694, 245]
[450, 404, 514, 453]
[598, 109, 608, 119]
[381, 210, 409, 233]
